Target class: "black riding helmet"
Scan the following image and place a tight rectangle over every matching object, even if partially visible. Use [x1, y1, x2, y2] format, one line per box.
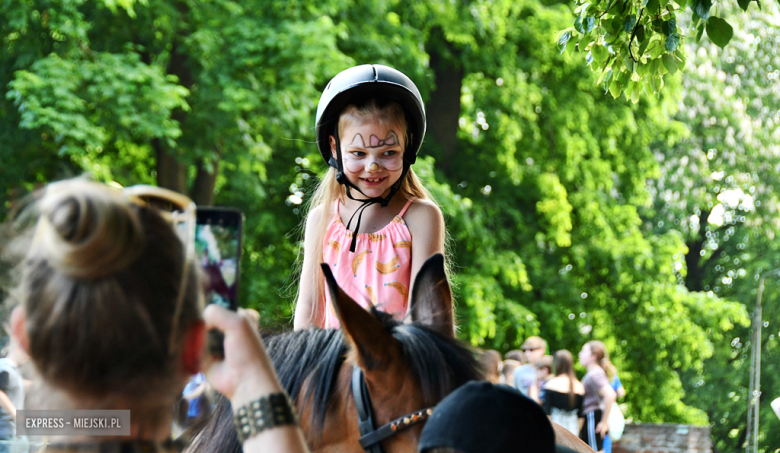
[315, 64, 426, 169]
[315, 64, 426, 252]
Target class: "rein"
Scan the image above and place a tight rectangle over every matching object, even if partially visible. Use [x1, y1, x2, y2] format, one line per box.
[351, 367, 434, 452]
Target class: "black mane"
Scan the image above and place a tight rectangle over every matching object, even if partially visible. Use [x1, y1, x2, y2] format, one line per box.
[265, 309, 483, 433]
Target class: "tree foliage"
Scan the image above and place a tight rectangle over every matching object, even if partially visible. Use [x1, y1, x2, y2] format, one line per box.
[559, 0, 763, 101]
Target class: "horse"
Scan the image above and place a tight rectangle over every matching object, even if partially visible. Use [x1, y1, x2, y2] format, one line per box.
[187, 254, 593, 452]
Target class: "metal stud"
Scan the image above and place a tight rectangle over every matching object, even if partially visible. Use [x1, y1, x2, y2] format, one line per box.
[403, 417, 411, 425]
[426, 408, 434, 415]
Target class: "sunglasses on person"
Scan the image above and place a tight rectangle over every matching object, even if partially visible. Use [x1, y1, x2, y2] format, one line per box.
[124, 185, 197, 354]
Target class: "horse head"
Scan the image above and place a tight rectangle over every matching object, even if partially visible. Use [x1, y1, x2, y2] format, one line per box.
[313, 253, 479, 452]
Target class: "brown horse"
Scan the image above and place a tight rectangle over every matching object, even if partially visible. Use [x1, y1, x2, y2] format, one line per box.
[188, 254, 593, 452]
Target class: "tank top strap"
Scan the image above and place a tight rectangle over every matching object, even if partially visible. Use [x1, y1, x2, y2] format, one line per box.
[333, 200, 342, 219]
[398, 199, 414, 218]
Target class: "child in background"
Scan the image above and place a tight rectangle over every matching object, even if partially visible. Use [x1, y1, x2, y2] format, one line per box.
[501, 359, 521, 387]
[602, 351, 626, 453]
[294, 65, 449, 331]
[535, 355, 554, 404]
[480, 350, 503, 384]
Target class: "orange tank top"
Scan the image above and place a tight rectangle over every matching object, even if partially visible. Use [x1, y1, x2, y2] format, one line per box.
[321, 199, 414, 329]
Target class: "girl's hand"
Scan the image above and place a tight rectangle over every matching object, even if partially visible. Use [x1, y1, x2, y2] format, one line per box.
[596, 420, 609, 438]
[201, 305, 283, 408]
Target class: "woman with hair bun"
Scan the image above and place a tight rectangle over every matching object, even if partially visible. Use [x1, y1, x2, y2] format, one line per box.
[2, 179, 308, 453]
[577, 341, 616, 453]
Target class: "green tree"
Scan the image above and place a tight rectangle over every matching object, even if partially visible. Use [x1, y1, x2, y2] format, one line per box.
[1, 0, 765, 429]
[643, 1, 780, 449]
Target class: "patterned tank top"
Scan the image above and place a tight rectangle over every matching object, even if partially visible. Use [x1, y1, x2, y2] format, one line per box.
[322, 199, 414, 329]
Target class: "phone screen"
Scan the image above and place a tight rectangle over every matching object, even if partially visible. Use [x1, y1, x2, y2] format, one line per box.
[195, 208, 242, 310]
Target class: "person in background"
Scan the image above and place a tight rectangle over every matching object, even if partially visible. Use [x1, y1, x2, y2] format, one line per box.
[514, 336, 547, 399]
[505, 349, 527, 365]
[0, 320, 26, 452]
[535, 355, 554, 404]
[578, 341, 617, 453]
[501, 359, 521, 387]
[542, 350, 584, 436]
[602, 352, 626, 453]
[480, 350, 502, 384]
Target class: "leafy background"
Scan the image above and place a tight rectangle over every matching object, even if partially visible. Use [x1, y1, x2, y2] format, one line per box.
[2, 1, 779, 451]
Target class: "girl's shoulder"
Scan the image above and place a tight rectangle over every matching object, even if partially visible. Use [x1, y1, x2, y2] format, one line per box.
[403, 199, 443, 226]
[546, 376, 585, 394]
[304, 204, 329, 230]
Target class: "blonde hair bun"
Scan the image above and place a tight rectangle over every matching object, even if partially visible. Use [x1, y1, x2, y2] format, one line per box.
[33, 179, 144, 280]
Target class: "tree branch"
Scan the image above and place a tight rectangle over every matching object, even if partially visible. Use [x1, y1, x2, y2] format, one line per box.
[628, 8, 645, 62]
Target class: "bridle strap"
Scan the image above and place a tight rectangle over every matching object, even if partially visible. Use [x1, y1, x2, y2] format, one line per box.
[351, 367, 435, 452]
[352, 367, 384, 453]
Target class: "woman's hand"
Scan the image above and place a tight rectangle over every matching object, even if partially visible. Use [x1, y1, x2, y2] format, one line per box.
[596, 420, 609, 438]
[201, 305, 283, 408]
[201, 305, 310, 453]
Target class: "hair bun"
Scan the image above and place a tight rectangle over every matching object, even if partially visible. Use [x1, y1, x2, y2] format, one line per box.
[33, 180, 145, 280]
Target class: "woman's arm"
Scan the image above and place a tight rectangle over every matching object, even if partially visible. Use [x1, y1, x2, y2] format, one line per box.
[616, 385, 626, 399]
[293, 206, 325, 330]
[596, 384, 617, 438]
[403, 200, 445, 316]
[204, 305, 311, 453]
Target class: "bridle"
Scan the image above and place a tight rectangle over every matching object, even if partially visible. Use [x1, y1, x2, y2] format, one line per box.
[351, 367, 435, 453]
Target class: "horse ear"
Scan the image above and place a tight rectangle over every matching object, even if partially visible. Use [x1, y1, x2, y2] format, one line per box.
[320, 263, 401, 371]
[408, 254, 455, 337]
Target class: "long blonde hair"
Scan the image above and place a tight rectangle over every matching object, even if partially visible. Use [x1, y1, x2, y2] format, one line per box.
[299, 100, 445, 324]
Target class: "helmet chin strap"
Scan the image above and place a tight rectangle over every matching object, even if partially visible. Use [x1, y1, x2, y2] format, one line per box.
[330, 126, 409, 252]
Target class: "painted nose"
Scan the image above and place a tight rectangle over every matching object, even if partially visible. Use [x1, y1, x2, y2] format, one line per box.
[367, 161, 380, 172]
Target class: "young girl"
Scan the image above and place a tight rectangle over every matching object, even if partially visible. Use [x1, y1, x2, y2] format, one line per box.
[293, 64, 448, 330]
[578, 341, 617, 453]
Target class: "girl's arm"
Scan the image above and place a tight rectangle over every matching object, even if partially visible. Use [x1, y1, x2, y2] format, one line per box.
[293, 206, 325, 330]
[596, 383, 617, 438]
[403, 200, 445, 316]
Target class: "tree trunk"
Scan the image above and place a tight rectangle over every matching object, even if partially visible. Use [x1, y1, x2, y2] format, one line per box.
[191, 147, 221, 206]
[154, 0, 196, 196]
[154, 138, 186, 193]
[426, 28, 463, 174]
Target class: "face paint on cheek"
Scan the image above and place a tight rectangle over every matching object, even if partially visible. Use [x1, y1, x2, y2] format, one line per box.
[344, 157, 366, 173]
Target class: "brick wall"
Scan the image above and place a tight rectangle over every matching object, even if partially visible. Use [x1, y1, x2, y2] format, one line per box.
[613, 424, 712, 453]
